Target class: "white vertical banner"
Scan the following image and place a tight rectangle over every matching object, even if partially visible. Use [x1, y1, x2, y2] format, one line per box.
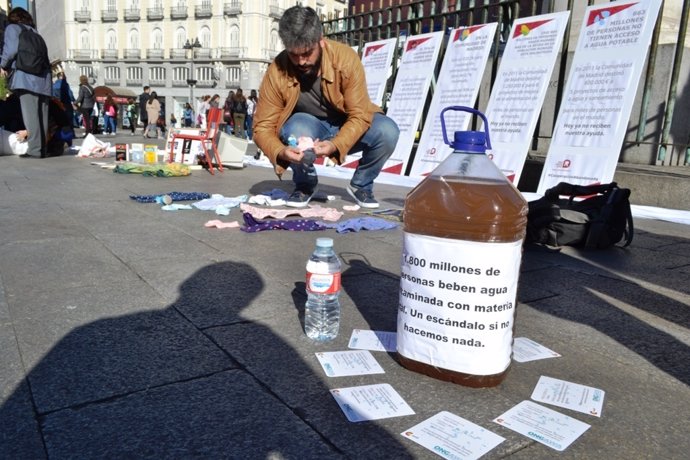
[409, 24, 497, 177]
[484, 11, 570, 184]
[361, 38, 397, 107]
[537, 0, 662, 194]
[380, 31, 444, 175]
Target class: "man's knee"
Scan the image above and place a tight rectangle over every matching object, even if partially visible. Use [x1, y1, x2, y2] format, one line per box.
[370, 114, 400, 150]
[280, 113, 320, 140]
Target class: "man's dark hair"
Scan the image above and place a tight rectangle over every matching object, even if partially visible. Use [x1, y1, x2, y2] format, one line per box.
[278, 6, 322, 50]
[143, 85, 150, 91]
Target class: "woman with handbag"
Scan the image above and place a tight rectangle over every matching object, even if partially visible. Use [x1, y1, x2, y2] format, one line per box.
[75, 75, 95, 138]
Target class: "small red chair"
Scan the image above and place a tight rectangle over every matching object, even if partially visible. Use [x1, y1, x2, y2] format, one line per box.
[168, 107, 224, 174]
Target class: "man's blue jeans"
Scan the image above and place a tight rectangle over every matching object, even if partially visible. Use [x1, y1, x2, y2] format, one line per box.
[279, 112, 399, 193]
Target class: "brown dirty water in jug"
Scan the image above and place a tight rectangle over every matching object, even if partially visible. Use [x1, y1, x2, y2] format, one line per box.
[396, 107, 528, 388]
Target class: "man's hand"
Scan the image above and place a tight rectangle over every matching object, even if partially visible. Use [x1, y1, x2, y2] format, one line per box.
[278, 146, 304, 164]
[313, 139, 336, 157]
[0, 68, 7, 78]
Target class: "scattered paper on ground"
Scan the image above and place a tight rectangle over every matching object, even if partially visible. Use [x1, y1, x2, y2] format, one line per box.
[315, 350, 384, 377]
[531, 375, 605, 417]
[348, 329, 397, 352]
[493, 400, 590, 451]
[401, 411, 504, 460]
[513, 337, 561, 362]
[331, 383, 414, 422]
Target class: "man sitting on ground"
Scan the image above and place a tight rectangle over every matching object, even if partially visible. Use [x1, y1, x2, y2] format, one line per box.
[253, 5, 399, 209]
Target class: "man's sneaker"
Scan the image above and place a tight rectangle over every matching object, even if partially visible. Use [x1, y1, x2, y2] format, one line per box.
[286, 188, 315, 208]
[347, 185, 379, 209]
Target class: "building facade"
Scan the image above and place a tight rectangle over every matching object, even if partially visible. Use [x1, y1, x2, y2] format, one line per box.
[55, 0, 348, 118]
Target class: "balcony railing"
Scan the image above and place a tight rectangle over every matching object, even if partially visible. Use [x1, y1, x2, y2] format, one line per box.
[172, 79, 188, 87]
[149, 79, 166, 87]
[225, 80, 241, 89]
[74, 9, 91, 22]
[101, 49, 118, 60]
[69, 49, 98, 60]
[195, 3, 212, 18]
[224, 1, 241, 16]
[169, 48, 188, 59]
[193, 48, 213, 60]
[126, 78, 143, 87]
[101, 9, 117, 22]
[147, 7, 164, 20]
[170, 6, 188, 19]
[146, 49, 165, 59]
[124, 8, 140, 21]
[263, 48, 280, 60]
[124, 49, 141, 59]
[104, 78, 121, 86]
[219, 47, 242, 59]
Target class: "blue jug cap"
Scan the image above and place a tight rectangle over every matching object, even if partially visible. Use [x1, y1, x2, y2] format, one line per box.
[453, 130, 487, 153]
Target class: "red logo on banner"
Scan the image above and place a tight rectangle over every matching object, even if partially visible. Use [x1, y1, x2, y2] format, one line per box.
[406, 37, 431, 52]
[364, 44, 386, 58]
[556, 159, 572, 169]
[586, 3, 637, 26]
[512, 19, 553, 38]
[453, 25, 485, 42]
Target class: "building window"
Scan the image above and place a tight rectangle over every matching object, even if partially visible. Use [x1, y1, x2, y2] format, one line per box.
[229, 25, 239, 48]
[105, 66, 120, 80]
[176, 27, 186, 49]
[106, 0, 116, 9]
[200, 26, 211, 48]
[80, 65, 94, 77]
[149, 66, 166, 81]
[127, 66, 143, 81]
[129, 29, 139, 49]
[173, 66, 189, 81]
[106, 29, 117, 49]
[198, 66, 214, 81]
[226, 66, 240, 83]
[152, 28, 163, 48]
[80, 30, 90, 49]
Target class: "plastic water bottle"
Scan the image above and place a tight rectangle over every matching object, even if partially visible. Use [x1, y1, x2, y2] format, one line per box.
[305, 238, 341, 341]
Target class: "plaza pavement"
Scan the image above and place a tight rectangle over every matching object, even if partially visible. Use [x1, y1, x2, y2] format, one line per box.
[1, 132, 689, 459]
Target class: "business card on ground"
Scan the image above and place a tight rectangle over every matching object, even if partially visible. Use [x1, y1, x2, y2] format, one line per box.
[315, 350, 385, 377]
[402, 411, 504, 460]
[348, 329, 397, 352]
[531, 375, 605, 417]
[493, 400, 590, 451]
[331, 383, 414, 422]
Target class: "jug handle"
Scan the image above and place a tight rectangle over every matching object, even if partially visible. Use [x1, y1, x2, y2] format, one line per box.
[440, 106, 492, 150]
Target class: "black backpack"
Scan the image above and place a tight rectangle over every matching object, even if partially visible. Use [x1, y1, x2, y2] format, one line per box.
[526, 182, 634, 249]
[233, 99, 247, 114]
[16, 24, 50, 76]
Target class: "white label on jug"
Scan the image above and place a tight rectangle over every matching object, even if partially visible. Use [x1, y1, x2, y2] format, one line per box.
[397, 232, 522, 375]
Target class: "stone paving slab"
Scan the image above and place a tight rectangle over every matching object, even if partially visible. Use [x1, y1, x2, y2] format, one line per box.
[1, 153, 689, 459]
[41, 371, 342, 458]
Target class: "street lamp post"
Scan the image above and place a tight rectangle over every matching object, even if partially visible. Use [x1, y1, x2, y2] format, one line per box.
[184, 38, 202, 107]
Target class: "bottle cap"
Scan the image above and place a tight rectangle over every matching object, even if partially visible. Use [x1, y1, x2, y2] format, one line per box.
[452, 130, 487, 154]
[316, 237, 333, 248]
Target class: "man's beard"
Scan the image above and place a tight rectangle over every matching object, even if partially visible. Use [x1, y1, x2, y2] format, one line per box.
[295, 51, 321, 78]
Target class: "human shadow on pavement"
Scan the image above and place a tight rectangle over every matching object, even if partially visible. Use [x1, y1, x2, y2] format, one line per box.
[1, 260, 413, 458]
[520, 244, 690, 386]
